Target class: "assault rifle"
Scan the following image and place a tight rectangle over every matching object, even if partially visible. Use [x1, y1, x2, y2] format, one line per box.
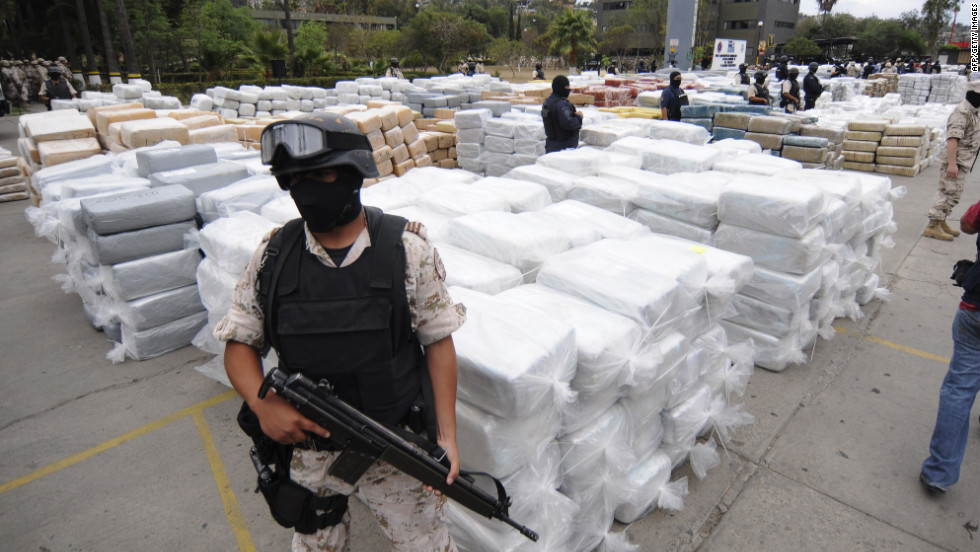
[258, 367, 539, 542]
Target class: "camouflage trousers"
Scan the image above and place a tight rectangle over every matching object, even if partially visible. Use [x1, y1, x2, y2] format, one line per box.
[290, 448, 457, 552]
[929, 162, 969, 221]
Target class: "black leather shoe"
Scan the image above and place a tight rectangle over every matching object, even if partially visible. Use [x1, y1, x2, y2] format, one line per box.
[919, 472, 946, 495]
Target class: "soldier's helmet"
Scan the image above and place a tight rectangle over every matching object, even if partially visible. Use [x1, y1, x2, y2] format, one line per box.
[47, 67, 62, 78]
[789, 67, 800, 77]
[809, 62, 819, 71]
[261, 114, 380, 190]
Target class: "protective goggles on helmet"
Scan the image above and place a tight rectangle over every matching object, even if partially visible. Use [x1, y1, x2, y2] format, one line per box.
[260, 120, 371, 165]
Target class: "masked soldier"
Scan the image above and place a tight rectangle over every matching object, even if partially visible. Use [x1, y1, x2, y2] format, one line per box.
[40, 67, 77, 109]
[748, 71, 771, 105]
[660, 70, 689, 121]
[780, 67, 802, 113]
[218, 113, 464, 552]
[803, 62, 822, 110]
[542, 75, 584, 152]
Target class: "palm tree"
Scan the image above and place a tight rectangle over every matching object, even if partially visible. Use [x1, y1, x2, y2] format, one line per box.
[113, 0, 142, 78]
[248, 29, 289, 79]
[818, 0, 839, 26]
[549, 8, 595, 69]
[94, 0, 122, 79]
[74, 0, 100, 82]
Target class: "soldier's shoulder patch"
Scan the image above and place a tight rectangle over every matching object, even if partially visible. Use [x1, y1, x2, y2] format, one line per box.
[404, 220, 428, 240]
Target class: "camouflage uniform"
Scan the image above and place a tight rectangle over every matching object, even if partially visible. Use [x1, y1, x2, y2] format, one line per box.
[26, 61, 42, 102]
[929, 82, 980, 222]
[56, 57, 80, 91]
[215, 219, 465, 552]
[0, 62, 21, 106]
[12, 62, 29, 104]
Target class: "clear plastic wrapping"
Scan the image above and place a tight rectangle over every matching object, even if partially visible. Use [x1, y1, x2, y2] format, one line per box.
[198, 211, 278, 277]
[581, 121, 647, 147]
[97, 284, 205, 331]
[446, 211, 572, 279]
[638, 139, 724, 174]
[727, 292, 810, 338]
[108, 311, 208, 363]
[647, 120, 711, 145]
[100, 248, 202, 302]
[417, 183, 511, 217]
[540, 200, 649, 240]
[59, 175, 150, 199]
[32, 151, 112, 193]
[614, 450, 687, 523]
[712, 153, 803, 176]
[498, 284, 643, 394]
[455, 398, 561, 477]
[566, 176, 638, 215]
[472, 176, 552, 212]
[720, 320, 807, 372]
[387, 206, 452, 242]
[536, 148, 610, 176]
[713, 223, 827, 275]
[773, 169, 862, 208]
[259, 195, 300, 224]
[740, 264, 823, 310]
[504, 164, 577, 202]
[618, 169, 728, 228]
[537, 244, 684, 329]
[196, 175, 285, 223]
[81, 184, 197, 235]
[87, 219, 196, 265]
[196, 257, 238, 316]
[434, 242, 524, 295]
[559, 404, 636, 498]
[448, 286, 577, 419]
[717, 176, 828, 238]
[629, 208, 714, 244]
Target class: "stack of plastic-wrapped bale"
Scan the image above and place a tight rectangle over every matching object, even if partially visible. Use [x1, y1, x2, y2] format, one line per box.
[841, 119, 888, 172]
[874, 123, 931, 177]
[454, 107, 546, 177]
[898, 74, 932, 106]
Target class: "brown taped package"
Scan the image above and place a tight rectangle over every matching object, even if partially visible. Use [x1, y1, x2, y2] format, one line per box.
[27, 115, 97, 143]
[401, 122, 419, 144]
[182, 115, 224, 130]
[366, 130, 385, 150]
[393, 158, 416, 176]
[37, 137, 102, 166]
[120, 117, 190, 148]
[86, 101, 144, 127]
[407, 138, 427, 158]
[392, 144, 410, 164]
[378, 108, 399, 131]
[96, 108, 156, 137]
[373, 145, 394, 164]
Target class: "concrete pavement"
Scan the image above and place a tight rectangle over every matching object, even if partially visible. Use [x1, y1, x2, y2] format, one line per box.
[0, 106, 976, 551]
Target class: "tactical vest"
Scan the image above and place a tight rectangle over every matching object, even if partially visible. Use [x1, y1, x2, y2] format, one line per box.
[739, 72, 750, 85]
[542, 94, 574, 142]
[259, 207, 426, 428]
[781, 79, 800, 108]
[46, 78, 71, 100]
[664, 87, 688, 121]
[804, 73, 821, 97]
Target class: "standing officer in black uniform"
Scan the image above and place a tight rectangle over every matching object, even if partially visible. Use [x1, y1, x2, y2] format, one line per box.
[542, 75, 583, 153]
[735, 63, 750, 85]
[660, 70, 688, 121]
[803, 62, 822, 110]
[218, 113, 465, 551]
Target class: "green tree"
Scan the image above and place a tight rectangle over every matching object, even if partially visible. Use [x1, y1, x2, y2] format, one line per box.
[405, 10, 490, 73]
[626, 0, 667, 60]
[598, 25, 633, 65]
[549, 8, 594, 68]
[365, 28, 402, 60]
[784, 35, 822, 57]
[817, 0, 839, 25]
[920, 0, 956, 58]
[487, 37, 526, 77]
[855, 19, 926, 59]
[248, 29, 288, 78]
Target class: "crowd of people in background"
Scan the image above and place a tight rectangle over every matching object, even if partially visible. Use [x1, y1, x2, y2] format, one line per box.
[0, 56, 78, 109]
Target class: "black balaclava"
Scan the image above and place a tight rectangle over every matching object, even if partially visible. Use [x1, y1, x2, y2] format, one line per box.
[669, 70, 681, 88]
[967, 91, 980, 109]
[552, 75, 570, 98]
[289, 166, 364, 233]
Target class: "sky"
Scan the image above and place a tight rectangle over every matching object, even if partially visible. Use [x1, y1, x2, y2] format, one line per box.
[799, 0, 971, 20]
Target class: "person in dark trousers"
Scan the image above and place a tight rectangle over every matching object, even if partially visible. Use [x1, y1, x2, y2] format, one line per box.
[636, 59, 646, 73]
[775, 56, 789, 81]
[920, 195, 980, 495]
[650, 58, 657, 73]
[542, 75, 583, 153]
[803, 62, 822, 110]
[862, 59, 875, 79]
[38, 67, 75, 110]
[660, 70, 688, 121]
[735, 63, 750, 85]
[747, 71, 771, 105]
[532, 62, 545, 80]
[219, 113, 465, 551]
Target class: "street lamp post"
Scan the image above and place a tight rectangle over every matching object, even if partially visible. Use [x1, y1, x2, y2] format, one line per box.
[756, 20, 764, 65]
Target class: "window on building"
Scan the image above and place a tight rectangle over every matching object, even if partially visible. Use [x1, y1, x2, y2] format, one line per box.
[723, 20, 758, 30]
[603, 1, 630, 10]
[774, 20, 795, 29]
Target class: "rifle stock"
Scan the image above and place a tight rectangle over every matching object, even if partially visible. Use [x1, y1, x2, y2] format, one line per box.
[258, 367, 539, 542]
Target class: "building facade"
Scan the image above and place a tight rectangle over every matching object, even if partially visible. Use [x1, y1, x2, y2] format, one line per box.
[716, 0, 800, 63]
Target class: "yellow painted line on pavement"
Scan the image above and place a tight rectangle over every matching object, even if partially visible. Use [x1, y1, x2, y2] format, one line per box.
[194, 411, 256, 552]
[0, 389, 237, 495]
[834, 326, 950, 364]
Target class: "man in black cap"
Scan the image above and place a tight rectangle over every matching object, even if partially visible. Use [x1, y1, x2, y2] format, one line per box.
[39, 67, 76, 110]
[660, 70, 688, 121]
[542, 75, 583, 153]
[735, 63, 750, 85]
